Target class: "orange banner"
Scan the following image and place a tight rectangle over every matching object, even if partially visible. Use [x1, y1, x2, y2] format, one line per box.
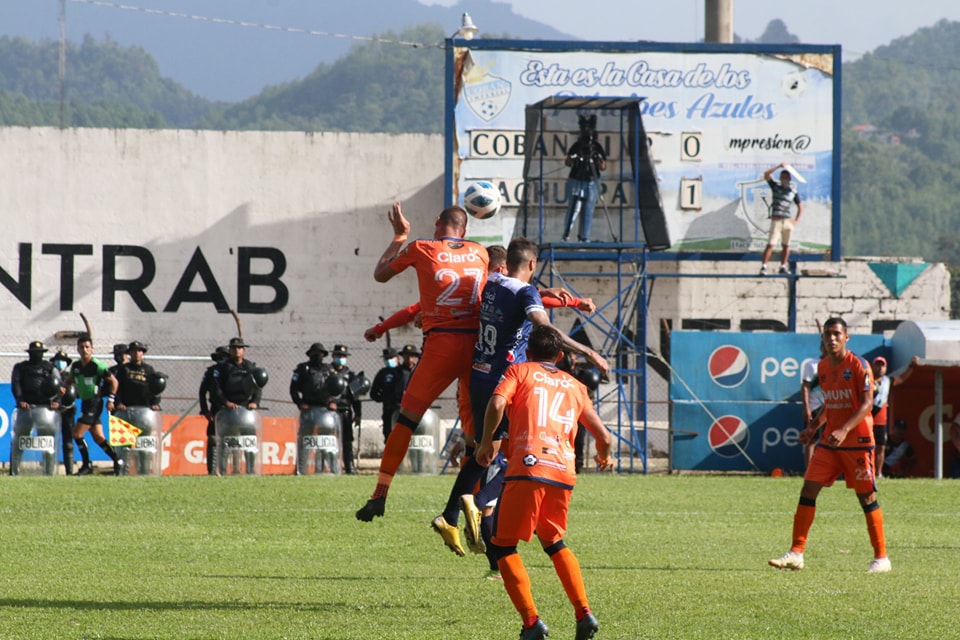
[159, 415, 297, 475]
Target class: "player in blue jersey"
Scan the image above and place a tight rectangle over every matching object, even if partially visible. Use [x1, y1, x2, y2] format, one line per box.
[431, 237, 609, 558]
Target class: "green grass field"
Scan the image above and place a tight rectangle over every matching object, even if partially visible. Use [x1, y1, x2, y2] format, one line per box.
[1, 473, 957, 639]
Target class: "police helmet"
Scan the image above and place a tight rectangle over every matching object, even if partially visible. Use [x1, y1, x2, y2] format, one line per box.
[60, 383, 77, 408]
[41, 371, 63, 398]
[349, 372, 371, 397]
[148, 372, 168, 395]
[324, 372, 346, 397]
[575, 367, 602, 391]
[252, 367, 269, 389]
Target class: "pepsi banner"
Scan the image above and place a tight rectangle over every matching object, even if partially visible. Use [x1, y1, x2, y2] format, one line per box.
[670, 331, 886, 472]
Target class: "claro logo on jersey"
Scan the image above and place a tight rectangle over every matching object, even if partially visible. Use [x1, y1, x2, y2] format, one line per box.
[708, 345, 750, 388]
[708, 415, 750, 458]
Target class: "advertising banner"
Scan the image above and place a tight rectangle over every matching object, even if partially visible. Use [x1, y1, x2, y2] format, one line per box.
[670, 331, 886, 472]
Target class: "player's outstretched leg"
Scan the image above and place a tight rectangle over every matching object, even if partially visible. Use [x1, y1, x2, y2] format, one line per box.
[356, 414, 417, 521]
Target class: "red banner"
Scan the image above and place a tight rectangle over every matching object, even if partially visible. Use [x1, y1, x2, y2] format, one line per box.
[159, 415, 297, 475]
[888, 367, 960, 477]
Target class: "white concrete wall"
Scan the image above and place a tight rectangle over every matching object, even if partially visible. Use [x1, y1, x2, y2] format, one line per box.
[0, 127, 443, 352]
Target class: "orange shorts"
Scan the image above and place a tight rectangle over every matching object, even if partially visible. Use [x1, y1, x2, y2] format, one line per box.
[805, 445, 876, 493]
[492, 481, 571, 546]
[400, 331, 476, 420]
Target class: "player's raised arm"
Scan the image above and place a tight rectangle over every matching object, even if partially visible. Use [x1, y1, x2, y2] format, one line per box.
[374, 202, 410, 283]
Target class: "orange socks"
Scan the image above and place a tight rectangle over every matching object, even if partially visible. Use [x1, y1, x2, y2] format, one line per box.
[497, 553, 537, 624]
[791, 503, 816, 553]
[371, 425, 413, 499]
[549, 547, 589, 613]
[865, 507, 886, 558]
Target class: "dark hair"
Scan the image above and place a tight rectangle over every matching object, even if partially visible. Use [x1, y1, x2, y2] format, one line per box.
[823, 317, 848, 333]
[506, 237, 538, 270]
[438, 206, 468, 233]
[487, 245, 507, 270]
[527, 325, 564, 362]
[76, 333, 92, 346]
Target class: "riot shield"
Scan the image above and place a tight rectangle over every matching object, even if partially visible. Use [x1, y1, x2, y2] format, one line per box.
[296, 407, 342, 476]
[115, 407, 161, 476]
[10, 406, 61, 476]
[401, 409, 441, 475]
[214, 407, 262, 476]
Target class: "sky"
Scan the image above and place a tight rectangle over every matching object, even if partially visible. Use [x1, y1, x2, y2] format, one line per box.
[424, 0, 960, 60]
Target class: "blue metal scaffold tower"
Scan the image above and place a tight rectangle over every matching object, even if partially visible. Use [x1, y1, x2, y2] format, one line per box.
[518, 96, 671, 473]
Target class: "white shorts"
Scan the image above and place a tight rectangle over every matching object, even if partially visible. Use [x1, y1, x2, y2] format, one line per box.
[768, 218, 795, 246]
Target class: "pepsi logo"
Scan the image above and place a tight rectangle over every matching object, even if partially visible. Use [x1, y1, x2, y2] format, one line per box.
[708, 345, 750, 388]
[708, 415, 750, 458]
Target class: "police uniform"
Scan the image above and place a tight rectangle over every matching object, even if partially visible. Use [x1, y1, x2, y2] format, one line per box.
[49, 350, 77, 474]
[10, 342, 61, 475]
[210, 338, 263, 474]
[199, 346, 229, 475]
[210, 341, 262, 409]
[114, 341, 164, 475]
[370, 346, 415, 443]
[290, 342, 344, 474]
[330, 344, 361, 474]
[114, 342, 162, 409]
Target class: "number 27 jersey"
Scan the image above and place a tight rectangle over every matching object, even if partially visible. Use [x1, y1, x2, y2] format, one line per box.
[390, 238, 488, 332]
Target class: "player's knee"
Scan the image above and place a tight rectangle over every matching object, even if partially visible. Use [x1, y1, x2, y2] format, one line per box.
[542, 540, 566, 557]
[799, 496, 816, 508]
[862, 500, 880, 513]
[396, 413, 419, 431]
[488, 542, 516, 561]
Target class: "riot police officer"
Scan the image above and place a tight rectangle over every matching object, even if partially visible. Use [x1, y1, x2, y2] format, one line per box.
[330, 344, 362, 474]
[370, 345, 417, 444]
[114, 341, 162, 411]
[199, 345, 230, 475]
[10, 341, 62, 475]
[50, 349, 77, 475]
[290, 342, 344, 474]
[114, 341, 165, 475]
[210, 337, 264, 474]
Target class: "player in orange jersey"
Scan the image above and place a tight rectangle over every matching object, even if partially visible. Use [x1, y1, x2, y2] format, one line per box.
[476, 325, 613, 640]
[769, 316, 891, 573]
[356, 202, 489, 522]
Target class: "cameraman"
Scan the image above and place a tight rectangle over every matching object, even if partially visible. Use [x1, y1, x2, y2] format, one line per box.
[562, 114, 607, 242]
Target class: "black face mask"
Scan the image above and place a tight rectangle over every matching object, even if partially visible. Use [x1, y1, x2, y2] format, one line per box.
[309, 355, 325, 367]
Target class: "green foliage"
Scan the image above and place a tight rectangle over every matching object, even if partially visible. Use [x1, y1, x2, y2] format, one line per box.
[0, 474, 956, 639]
[0, 34, 211, 127]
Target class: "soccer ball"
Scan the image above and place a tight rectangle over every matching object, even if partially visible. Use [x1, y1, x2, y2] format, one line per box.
[462, 180, 501, 219]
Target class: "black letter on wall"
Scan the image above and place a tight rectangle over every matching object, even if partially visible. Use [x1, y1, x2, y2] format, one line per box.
[42, 244, 94, 311]
[102, 245, 157, 312]
[237, 247, 288, 314]
[0, 243, 32, 309]
[163, 247, 229, 312]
